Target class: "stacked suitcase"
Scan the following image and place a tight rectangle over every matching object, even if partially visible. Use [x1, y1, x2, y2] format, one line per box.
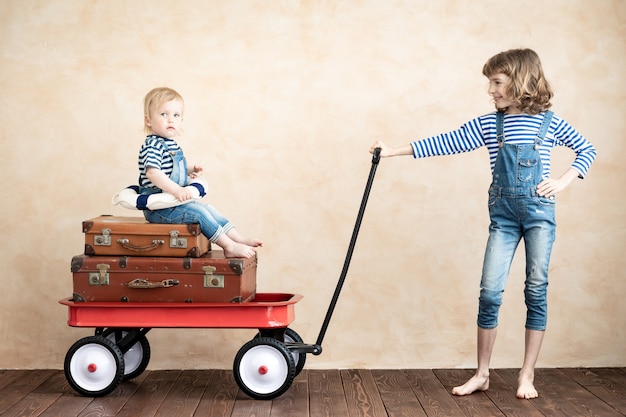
[72, 215, 257, 303]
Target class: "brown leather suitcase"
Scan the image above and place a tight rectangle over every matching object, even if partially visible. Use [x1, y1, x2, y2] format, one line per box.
[83, 215, 210, 258]
[71, 251, 256, 303]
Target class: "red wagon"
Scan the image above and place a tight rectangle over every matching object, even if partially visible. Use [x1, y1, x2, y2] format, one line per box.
[60, 293, 310, 399]
[61, 149, 382, 400]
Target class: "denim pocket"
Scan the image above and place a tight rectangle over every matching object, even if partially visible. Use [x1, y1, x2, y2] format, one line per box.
[487, 188, 499, 207]
[534, 195, 556, 206]
[518, 158, 538, 182]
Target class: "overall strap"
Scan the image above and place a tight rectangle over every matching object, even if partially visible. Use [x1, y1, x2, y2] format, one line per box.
[145, 135, 177, 157]
[534, 110, 554, 149]
[153, 135, 174, 155]
[496, 111, 505, 147]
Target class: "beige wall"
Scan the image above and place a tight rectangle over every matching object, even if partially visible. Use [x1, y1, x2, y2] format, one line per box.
[1, 0, 624, 370]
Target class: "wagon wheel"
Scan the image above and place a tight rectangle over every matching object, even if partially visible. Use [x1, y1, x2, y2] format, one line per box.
[233, 337, 296, 400]
[282, 328, 307, 376]
[64, 335, 125, 397]
[101, 328, 151, 381]
[254, 328, 307, 376]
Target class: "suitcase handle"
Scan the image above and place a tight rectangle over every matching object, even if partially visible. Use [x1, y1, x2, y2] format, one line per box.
[116, 238, 165, 252]
[125, 278, 180, 289]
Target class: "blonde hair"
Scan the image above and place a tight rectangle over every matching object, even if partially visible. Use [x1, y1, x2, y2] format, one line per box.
[482, 49, 553, 115]
[143, 87, 184, 133]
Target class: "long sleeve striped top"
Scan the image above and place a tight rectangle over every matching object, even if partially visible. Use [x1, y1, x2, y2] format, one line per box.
[410, 112, 597, 179]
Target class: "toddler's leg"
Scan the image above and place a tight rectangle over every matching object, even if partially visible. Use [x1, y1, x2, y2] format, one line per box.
[185, 202, 262, 258]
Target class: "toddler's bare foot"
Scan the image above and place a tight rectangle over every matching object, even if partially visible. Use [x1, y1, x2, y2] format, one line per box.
[241, 237, 263, 247]
[451, 374, 489, 396]
[222, 242, 256, 258]
[517, 372, 538, 399]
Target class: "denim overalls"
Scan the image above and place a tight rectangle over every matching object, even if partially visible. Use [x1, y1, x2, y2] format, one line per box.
[478, 111, 555, 331]
[141, 137, 233, 243]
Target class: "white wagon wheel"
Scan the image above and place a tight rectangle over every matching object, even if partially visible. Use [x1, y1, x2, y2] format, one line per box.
[101, 328, 151, 381]
[233, 337, 296, 400]
[64, 336, 124, 397]
[254, 328, 307, 376]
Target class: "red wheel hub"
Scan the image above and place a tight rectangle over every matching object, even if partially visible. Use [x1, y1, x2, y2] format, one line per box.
[258, 365, 268, 375]
[87, 363, 97, 373]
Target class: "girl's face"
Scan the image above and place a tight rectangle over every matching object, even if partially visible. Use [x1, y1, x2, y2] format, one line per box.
[487, 73, 520, 114]
[145, 99, 184, 138]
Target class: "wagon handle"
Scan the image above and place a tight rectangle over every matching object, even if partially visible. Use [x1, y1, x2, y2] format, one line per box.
[372, 146, 381, 163]
[313, 147, 381, 351]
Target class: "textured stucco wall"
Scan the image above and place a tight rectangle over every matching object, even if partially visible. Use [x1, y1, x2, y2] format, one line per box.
[1, 0, 624, 370]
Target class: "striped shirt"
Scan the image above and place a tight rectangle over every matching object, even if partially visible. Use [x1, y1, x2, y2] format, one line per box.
[138, 135, 183, 189]
[411, 112, 597, 179]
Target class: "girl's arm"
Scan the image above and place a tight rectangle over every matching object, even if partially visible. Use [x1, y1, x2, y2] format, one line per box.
[538, 117, 598, 198]
[370, 116, 487, 159]
[146, 167, 193, 201]
[369, 140, 414, 158]
[536, 167, 580, 198]
[553, 117, 597, 178]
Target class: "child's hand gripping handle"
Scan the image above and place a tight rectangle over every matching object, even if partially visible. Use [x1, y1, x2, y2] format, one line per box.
[372, 147, 381, 164]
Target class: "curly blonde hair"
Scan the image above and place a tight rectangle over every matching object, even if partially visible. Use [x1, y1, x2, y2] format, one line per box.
[482, 49, 553, 115]
[143, 87, 184, 134]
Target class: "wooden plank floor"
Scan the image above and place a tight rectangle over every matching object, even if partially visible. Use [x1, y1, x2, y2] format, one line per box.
[0, 368, 624, 417]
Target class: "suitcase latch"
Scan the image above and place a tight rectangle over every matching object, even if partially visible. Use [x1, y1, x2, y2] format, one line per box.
[203, 265, 224, 288]
[169, 230, 188, 249]
[88, 263, 110, 286]
[94, 228, 112, 246]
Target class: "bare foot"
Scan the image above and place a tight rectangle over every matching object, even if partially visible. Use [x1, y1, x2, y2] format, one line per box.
[239, 237, 263, 247]
[222, 242, 256, 258]
[517, 373, 538, 399]
[451, 374, 489, 396]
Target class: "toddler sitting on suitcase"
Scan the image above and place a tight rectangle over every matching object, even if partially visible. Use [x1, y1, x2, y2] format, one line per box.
[137, 86, 262, 258]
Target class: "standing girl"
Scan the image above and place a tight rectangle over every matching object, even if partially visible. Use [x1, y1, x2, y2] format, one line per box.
[139, 87, 263, 258]
[370, 49, 596, 399]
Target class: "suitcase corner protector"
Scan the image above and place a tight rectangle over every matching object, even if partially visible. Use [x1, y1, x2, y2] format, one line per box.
[228, 259, 244, 275]
[84, 244, 95, 256]
[72, 293, 85, 302]
[71, 254, 85, 272]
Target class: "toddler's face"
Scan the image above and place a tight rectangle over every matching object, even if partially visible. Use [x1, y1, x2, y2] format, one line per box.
[145, 99, 183, 138]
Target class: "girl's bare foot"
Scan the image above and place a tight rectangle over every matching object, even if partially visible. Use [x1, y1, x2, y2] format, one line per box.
[517, 372, 538, 399]
[451, 374, 489, 396]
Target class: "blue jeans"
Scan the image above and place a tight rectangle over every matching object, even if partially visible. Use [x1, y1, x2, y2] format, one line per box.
[143, 201, 234, 243]
[478, 187, 556, 331]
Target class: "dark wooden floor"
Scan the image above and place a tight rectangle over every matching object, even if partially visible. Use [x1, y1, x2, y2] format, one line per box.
[0, 368, 624, 417]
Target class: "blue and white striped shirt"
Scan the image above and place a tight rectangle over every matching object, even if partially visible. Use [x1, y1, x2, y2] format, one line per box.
[411, 112, 597, 179]
[138, 135, 183, 188]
